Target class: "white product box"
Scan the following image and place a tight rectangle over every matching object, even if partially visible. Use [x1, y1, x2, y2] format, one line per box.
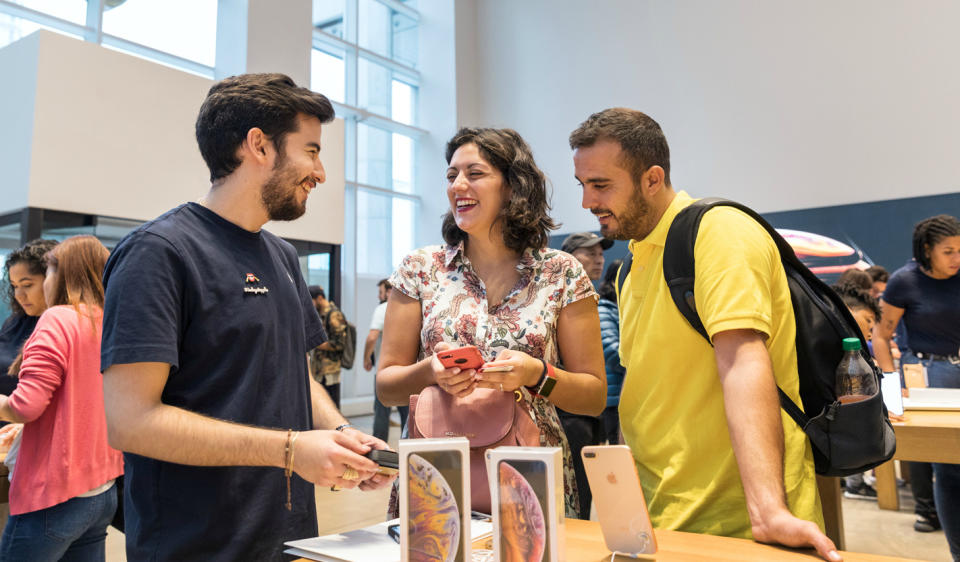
[485, 446, 565, 562]
[399, 437, 471, 562]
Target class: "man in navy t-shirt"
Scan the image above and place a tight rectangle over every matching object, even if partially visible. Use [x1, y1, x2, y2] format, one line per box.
[101, 73, 394, 561]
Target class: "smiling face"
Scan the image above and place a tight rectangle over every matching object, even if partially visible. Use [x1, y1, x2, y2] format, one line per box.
[574, 139, 658, 241]
[260, 114, 327, 221]
[9, 262, 47, 317]
[925, 236, 960, 279]
[446, 143, 506, 238]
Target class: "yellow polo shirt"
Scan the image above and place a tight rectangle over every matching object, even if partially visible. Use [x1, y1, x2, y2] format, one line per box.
[618, 191, 822, 539]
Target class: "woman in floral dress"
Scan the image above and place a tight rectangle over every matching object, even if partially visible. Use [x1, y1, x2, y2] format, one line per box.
[377, 127, 607, 517]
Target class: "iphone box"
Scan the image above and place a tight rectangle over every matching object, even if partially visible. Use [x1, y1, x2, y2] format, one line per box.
[485, 446, 565, 562]
[399, 437, 471, 562]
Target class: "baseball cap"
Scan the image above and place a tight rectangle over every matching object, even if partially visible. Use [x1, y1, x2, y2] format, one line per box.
[561, 232, 613, 253]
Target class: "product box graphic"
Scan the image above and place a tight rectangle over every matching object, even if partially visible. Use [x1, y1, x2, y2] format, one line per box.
[399, 437, 471, 562]
[485, 446, 564, 562]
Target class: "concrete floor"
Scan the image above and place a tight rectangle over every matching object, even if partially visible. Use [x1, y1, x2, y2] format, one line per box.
[104, 414, 954, 561]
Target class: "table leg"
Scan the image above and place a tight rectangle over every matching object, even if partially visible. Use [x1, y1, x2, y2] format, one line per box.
[816, 475, 845, 551]
[875, 460, 899, 511]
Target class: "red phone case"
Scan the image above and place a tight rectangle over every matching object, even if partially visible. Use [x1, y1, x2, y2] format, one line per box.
[437, 345, 484, 370]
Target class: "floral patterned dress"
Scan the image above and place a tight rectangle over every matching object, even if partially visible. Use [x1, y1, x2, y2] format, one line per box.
[388, 242, 598, 517]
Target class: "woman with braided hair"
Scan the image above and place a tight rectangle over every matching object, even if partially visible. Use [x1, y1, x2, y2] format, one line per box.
[873, 214, 960, 559]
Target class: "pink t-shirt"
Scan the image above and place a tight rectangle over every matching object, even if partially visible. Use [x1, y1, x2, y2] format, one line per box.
[7, 304, 123, 515]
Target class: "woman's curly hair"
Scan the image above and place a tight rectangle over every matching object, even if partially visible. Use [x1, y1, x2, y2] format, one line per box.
[3, 239, 58, 316]
[912, 214, 960, 271]
[441, 128, 558, 253]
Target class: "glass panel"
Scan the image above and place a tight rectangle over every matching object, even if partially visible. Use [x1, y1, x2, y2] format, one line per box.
[392, 133, 413, 194]
[312, 0, 344, 39]
[0, 13, 80, 50]
[40, 215, 141, 249]
[357, 0, 389, 58]
[358, 57, 390, 117]
[0, 221, 21, 321]
[101, 0, 217, 66]
[391, 10, 416, 68]
[357, 190, 392, 275]
[391, 198, 415, 269]
[311, 49, 345, 103]
[358, 123, 390, 189]
[5, 0, 86, 24]
[304, 252, 332, 295]
[391, 79, 415, 125]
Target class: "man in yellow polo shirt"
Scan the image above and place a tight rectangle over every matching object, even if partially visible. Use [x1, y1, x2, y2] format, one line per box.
[569, 108, 840, 562]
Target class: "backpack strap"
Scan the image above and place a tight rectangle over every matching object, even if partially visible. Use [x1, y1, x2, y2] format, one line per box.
[662, 197, 811, 427]
[616, 253, 634, 302]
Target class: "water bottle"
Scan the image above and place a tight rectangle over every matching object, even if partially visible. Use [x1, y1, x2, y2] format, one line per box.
[835, 337, 878, 404]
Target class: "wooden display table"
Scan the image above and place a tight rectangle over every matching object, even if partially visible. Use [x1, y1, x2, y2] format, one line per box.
[875, 410, 960, 510]
[295, 518, 920, 561]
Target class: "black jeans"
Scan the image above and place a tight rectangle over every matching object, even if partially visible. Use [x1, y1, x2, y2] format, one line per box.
[908, 462, 937, 519]
[558, 410, 604, 519]
[373, 396, 408, 442]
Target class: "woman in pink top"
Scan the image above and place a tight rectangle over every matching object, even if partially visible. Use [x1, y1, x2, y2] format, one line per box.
[0, 235, 123, 561]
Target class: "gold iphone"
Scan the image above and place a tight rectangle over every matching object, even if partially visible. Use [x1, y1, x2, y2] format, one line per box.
[581, 445, 657, 556]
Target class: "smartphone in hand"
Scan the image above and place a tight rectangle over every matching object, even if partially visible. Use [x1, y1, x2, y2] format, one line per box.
[365, 449, 399, 476]
[437, 345, 484, 370]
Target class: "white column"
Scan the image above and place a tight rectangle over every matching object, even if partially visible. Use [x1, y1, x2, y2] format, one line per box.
[215, 0, 312, 87]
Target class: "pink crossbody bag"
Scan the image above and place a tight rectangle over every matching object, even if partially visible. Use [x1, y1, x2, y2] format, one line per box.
[408, 385, 541, 514]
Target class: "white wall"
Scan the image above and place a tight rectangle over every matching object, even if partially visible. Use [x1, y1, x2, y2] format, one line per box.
[2, 29, 345, 244]
[455, 0, 960, 234]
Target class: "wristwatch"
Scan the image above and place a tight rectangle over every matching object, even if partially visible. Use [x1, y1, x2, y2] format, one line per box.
[528, 359, 558, 399]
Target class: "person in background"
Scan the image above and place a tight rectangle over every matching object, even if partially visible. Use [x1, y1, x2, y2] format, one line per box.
[366, 279, 408, 442]
[570, 108, 837, 561]
[831, 283, 881, 501]
[310, 285, 347, 409]
[377, 127, 606, 518]
[598, 259, 625, 445]
[0, 235, 123, 561]
[558, 231, 613, 518]
[835, 268, 874, 293]
[0, 239, 59, 397]
[873, 215, 960, 553]
[100, 73, 392, 562]
[865, 265, 889, 299]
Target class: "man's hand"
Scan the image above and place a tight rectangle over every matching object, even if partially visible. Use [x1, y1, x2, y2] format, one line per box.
[292, 429, 379, 489]
[364, 355, 374, 371]
[752, 508, 842, 561]
[337, 427, 397, 491]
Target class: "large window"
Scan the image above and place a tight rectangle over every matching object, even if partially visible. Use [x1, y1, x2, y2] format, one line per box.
[0, 0, 217, 76]
[312, 0, 421, 276]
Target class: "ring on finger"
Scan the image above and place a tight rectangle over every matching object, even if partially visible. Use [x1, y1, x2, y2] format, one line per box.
[499, 383, 504, 392]
[342, 467, 360, 481]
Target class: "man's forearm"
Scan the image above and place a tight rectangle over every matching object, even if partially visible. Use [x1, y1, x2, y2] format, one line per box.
[310, 374, 348, 430]
[110, 402, 288, 468]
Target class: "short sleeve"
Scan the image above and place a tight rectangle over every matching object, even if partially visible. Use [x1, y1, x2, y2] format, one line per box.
[277, 241, 326, 350]
[370, 303, 387, 331]
[101, 231, 186, 372]
[880, 268, 911, 310]
[389, 250, 430, 300]
[694, 208, 778, 340]
[562, 256, 598, 307]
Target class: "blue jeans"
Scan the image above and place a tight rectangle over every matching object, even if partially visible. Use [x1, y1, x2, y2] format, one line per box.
[0, 485, 117, 562]
[372, 397, 408, 443]
[903, 352, 960, 558]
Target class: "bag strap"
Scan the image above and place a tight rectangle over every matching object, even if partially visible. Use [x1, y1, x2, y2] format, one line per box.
[662, 198, 812, 427]
[616, 253, 634, 302]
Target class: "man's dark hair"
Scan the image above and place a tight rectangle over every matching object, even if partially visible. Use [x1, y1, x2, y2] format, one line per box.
[832, 283, 881, 321]
[835, 269, 873, 292]
[377, 279, 392, 290]
[598, 258, 623, 303]
[196, 73, 335, 182]
[442, 128, 557, 253]
[3, 239, 58, 316]
[569, 107, 671, 187]
[864, 265, 889, 284]
[912, 214, 960, 271]
[308, 285, 325, 300]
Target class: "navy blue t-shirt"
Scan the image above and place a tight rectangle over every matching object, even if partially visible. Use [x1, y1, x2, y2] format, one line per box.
[883, 260, 960, 356]
[101, 203, 326, 562]
[0, 314, 38, 395]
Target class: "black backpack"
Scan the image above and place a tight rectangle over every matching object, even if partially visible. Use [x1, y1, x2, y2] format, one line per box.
[617, 198, 896, 476]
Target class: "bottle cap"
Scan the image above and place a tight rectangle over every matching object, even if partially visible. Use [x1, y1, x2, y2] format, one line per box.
[842, 337, 862, 351]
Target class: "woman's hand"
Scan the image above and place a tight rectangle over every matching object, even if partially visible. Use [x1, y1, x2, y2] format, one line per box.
[476, 349, 542, 392]
[431, 342, 478, 398]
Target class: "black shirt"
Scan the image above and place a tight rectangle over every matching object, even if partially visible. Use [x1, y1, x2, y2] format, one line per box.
[0, 314, 38, 397]
[101, 203, 325, 561]
[883, 260, 960, 356]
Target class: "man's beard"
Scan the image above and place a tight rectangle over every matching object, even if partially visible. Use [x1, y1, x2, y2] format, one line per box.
[597, 190, 655, 241]
[261, 157, 308, 222]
